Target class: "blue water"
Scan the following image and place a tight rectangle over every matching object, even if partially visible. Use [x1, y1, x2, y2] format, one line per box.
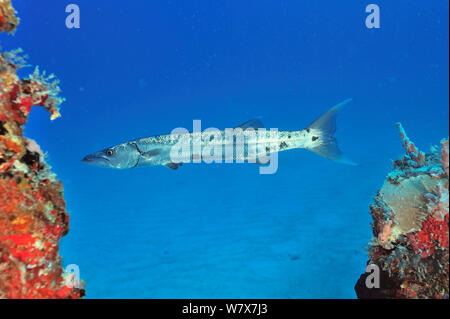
[1, 1, 448, 298]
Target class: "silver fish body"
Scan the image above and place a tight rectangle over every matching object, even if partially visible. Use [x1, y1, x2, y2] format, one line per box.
[82, 99, 355, 170]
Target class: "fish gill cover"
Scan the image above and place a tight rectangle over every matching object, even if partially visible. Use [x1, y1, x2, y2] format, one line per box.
[0, 0, 84, 298]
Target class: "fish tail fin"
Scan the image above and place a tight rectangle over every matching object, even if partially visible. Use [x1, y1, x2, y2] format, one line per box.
[305, 99, 357, 166]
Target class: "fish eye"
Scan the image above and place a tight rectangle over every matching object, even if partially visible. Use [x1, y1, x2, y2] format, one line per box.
[106, 149, 114, 156]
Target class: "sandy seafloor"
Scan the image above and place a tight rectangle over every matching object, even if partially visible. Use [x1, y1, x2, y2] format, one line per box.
[1, 1, 448, 298]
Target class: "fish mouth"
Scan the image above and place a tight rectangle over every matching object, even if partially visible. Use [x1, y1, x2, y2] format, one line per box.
[81, 154, 110, 164]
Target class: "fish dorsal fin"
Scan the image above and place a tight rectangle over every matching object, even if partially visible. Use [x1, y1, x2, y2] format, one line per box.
[235, 119, 264, 130]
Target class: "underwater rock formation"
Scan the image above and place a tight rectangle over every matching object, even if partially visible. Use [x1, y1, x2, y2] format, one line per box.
[355, 123, 449, 299]
[0, 1, 84, 298]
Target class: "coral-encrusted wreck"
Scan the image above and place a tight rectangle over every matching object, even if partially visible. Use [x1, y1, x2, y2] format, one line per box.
[0, 0, 84, 298]
[356, 123, 449, 299]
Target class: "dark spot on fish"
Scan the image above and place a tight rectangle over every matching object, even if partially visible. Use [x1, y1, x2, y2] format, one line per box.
[209, 135, 214, 141]
[306, 128, 310, 133]
[265, 146, 270, 152]
[279, 141, 287, 149]
[288, 135, 291, 139]
[312, 136, 319, 141]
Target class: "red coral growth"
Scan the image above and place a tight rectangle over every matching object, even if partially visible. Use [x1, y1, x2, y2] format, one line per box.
[0, 6, 84, 299]
[408, 213, 449, 258]
[0, 54, 63, 124]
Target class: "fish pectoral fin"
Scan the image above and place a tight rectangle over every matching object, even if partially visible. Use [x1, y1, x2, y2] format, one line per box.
[164, 162, 183, 170]
[142, 149, 162, 158]
[254, 151, 270, 165]
[256, 157, 270, 165]
[235, 118, 264, 129]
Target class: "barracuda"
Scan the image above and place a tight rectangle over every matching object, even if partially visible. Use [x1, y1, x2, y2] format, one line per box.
[82, 99, 356, 170]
